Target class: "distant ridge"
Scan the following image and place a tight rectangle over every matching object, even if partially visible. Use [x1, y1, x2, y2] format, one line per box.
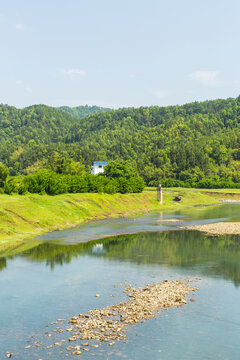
[57, 105, 112, 119]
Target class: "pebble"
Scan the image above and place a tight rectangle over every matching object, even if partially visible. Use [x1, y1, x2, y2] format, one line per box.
[69, 337, 77, 342]
[72, 350, 82, 355]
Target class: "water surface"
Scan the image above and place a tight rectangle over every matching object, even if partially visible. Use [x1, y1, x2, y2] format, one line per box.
[1, 204, 240, 359]
[36, 202, 240, 244]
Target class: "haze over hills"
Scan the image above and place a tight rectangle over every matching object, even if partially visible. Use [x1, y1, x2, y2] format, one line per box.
[1, 97, 240, 184]
[57, 105, 112, 119]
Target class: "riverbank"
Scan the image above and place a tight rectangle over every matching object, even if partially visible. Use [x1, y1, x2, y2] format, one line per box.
[0, 188, 238, 253]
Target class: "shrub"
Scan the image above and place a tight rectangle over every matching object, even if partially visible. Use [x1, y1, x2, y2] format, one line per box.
[18, 182, 28, 195]
[16, 170, 145, 195]
[124, 177, 145, 193]
[0, 163, 9, 187]
[104, 179, 119, 194]
[64, 175, 89, 193]
[4, 179, 17, 195]
[104, 160, 135, 179]
[21, 170, 67, 195]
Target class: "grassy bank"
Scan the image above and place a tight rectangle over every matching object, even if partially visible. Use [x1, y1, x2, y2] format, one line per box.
[0, 188, 237, 253]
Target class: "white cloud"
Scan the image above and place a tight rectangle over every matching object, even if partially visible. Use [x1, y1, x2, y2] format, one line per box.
[188, 71, 219, 86]
[60, 68, 86, 77]
[16, 23, 25, 31]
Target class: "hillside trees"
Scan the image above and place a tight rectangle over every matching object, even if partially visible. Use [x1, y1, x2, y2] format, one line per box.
[1, 97, 240, 184]
[48, 152, 86, 175]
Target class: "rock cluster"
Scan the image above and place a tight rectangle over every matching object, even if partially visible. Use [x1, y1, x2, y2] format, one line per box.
[58, 280, 196, 355]
[182, 221, 240, 235]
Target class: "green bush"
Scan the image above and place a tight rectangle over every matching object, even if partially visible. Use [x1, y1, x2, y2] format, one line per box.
[18, 182, 28, 195]
[20, 170, 67, 195]
[64, 175, 89, 193]
[15, 170, 146, 195]
[4, 179, 17, 195]
[127, 177, 146, 193]
[104, 179, 119, 194]
[45, 174, 68, 195]
[104, 160, 135, 179]
[0, 163, 9, 188]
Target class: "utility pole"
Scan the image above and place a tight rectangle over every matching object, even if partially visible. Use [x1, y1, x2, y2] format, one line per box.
[157, 181, 163, 205]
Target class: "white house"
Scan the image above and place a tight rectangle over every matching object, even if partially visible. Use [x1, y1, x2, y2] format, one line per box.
[91, 161, 108, 175]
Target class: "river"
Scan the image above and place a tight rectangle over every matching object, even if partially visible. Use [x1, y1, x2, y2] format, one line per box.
[1, 204, 240, 359]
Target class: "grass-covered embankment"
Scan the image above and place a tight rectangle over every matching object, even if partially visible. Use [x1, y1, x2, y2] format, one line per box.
[0, 188, 235, 252]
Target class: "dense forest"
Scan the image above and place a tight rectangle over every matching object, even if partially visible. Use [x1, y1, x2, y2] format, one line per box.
[1, 96, 240, 186]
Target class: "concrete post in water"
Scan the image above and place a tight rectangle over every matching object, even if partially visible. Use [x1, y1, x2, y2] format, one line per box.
[157, 181, 163, 205]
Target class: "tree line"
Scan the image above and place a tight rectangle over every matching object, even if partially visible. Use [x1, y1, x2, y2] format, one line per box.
[0, 160, 145, 195]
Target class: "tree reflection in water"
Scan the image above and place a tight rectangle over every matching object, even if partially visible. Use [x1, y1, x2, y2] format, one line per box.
[1, 230, 240, 286]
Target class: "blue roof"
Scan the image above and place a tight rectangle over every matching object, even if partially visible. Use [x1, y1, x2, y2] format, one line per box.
[93, 161, 108, 166]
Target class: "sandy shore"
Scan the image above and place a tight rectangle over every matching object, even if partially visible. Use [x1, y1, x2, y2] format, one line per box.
[183, 222, 240, 236]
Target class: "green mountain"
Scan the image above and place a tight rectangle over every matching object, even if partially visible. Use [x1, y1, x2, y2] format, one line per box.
[0, 104, 77, 143]
[1, 97, 240, 184]
[57, 105, 111, 119]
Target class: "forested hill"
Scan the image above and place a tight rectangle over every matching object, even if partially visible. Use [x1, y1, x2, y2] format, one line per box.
[0, 104, 78, 144]
[57, 105, 111, 119]
[1, 97, 240, 184]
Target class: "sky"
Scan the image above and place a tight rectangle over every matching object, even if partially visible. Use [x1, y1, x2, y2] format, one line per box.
[0, 0, 240, 109]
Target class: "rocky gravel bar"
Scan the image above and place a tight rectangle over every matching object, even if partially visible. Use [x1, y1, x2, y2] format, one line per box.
[46, 280, 197, 356]
[182, 222, 240, 236]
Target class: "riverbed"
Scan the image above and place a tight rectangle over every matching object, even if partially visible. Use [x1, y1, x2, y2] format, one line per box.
[1, 204, 240, 359]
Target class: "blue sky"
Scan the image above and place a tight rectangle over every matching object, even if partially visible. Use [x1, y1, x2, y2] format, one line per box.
[1, 0, 240, 108]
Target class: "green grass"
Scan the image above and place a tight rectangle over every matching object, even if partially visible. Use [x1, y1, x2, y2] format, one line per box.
[199, 188, 240, 194]
[0, 188, 237, 252]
